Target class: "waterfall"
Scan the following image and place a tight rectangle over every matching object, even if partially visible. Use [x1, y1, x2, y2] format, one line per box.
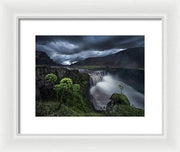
[78, 69, 106, 86]
[90, 74, 144, 111]
[89, 71, 106, 86]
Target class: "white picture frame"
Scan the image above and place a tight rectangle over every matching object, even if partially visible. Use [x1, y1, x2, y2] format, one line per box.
[0, 0, 179, 151]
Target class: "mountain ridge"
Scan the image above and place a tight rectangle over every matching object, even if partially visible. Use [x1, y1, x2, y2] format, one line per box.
[72, 47, 144, 69]
[36, 51, 61, 66]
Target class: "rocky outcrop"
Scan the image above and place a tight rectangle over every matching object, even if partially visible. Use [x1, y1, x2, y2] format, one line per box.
[106, 93, 144, 116]
[36, 66, 90, 101]
[109, 93, 130, 106]
[36, 51, 60, 66]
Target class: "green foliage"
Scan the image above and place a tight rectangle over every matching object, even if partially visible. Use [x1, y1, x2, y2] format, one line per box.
[36, 102, 102, 116]
[45, 73, 57, 84]
[104, 92, 144, 116]
[38, 74, 96, 116]
[110, 93, 130, 105]
[66, 93, 84, 109]
[60, 77, 73, 86]
[65, 83, 90, 113]
[60, 78, 73, 96]
[59, 83, 71, 93]
[59, 78, 73, 94]
[36, 101, 144, 116]
[118, 84, 123, 88]
[36, 102, 78, 116]
[62, 72, 94, 112]
[73, 84, 80, 92]
[104, 104, 144, 116]
[53, 84, 61, 92]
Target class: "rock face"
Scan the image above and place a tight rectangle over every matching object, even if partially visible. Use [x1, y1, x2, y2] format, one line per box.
[73, 47, 144, 69]
[36, 66, 90, 101]
[36, 51, 60, 66]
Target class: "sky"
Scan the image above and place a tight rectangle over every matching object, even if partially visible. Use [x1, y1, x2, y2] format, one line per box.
[36, 36, 144, 65]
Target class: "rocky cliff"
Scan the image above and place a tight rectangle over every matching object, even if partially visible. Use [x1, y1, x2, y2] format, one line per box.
[36, 65, 90, 102]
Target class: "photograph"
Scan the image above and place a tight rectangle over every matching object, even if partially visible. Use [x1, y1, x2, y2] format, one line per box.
[36, 35, 144, 116]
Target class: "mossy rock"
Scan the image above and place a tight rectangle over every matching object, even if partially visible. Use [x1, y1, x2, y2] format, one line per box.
[104, 104, 144, 116]
[110, 93, 130, 106]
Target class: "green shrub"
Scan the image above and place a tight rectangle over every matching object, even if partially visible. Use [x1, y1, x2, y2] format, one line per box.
[60, 77, 73, 86]
[56, 78, 74, 108]
[45, 73, 57, 84]
[73, 84, 80, 92]
[110, 93, 130, 106]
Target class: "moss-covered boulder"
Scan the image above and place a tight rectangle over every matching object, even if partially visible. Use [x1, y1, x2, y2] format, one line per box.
[105, 93, 144, 116]
[110, 93, 130, 106]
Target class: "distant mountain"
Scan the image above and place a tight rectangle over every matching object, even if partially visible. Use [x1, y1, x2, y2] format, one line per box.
[72, 47, 144, 68]
[36, 51, 60, 66]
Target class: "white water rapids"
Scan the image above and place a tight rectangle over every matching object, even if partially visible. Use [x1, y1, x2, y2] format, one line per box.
[90, 74, 144, 111]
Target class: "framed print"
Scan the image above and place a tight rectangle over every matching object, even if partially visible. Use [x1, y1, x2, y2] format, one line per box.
[19, 19, 162, 134]
[0, 0, 180, 151]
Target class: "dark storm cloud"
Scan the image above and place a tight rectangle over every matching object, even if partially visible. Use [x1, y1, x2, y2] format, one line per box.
[36, 36, 144, 65]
